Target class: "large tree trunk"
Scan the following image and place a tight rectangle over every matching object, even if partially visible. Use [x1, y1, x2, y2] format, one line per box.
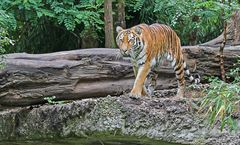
[117, 0, 126, 29]
[202, 11, 240, 47]
[0, 46, 239, 106]
[104, 0, 115, 48]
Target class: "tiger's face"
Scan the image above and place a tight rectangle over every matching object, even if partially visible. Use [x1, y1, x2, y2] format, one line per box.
[116, 26, 142, 57]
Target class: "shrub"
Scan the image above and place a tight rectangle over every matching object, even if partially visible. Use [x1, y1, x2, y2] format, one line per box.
[199, 59, 240, 131]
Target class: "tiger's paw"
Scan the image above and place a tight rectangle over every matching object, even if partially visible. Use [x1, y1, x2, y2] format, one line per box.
[129, 89, 142, 99]
[175, 94, 183, 100]
[129, 93, 142, 99]
[175, 88, 184, 99]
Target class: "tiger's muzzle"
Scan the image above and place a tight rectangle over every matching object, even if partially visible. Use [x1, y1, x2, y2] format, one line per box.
[120, 49, 130, 57]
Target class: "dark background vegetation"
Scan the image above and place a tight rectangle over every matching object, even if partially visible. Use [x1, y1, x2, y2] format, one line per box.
[0, 0, 239, 53]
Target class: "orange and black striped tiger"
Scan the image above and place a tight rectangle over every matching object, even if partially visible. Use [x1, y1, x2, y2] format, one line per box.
[116, 23, 200, 98]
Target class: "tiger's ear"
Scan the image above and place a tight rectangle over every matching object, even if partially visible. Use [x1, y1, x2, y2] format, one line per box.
[116, 26, 123, 33]
[134, 26, 142, 35]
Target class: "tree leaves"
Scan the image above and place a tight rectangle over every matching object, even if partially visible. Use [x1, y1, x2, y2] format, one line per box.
[0, 0, 104, 53]
[0, 10, 16, 30]
[127, 0, 239, 45]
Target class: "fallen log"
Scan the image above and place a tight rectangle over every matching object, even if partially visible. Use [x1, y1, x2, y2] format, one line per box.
[0, 46, 239, 106]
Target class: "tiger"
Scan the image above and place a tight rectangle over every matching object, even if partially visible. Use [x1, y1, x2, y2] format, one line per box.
[115, 23, 200, 98]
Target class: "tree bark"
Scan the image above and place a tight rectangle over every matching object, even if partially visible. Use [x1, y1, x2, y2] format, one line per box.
[104, 0, 115, 48]
[0, 47, 239, 106]
[117, 0, 126, 29]
[201, 10, 240, 47]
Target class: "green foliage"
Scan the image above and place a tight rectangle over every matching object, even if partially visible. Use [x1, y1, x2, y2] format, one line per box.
[199, 60, 240, 131]
[0, 9, 16, 69]
[133, 0, 156, 24]
[0, 0, 104, 53]
[8, 0, 104, 31]
[0, 9, 16, 49]
[44, 96, 65, 105]
[126, 0, 239, 45]
[0, 10, 16, 30]
[0, 47, 6, 69]
[227, 57, 240, 83]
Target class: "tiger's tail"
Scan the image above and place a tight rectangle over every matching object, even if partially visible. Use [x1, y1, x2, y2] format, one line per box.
[165, 52, 200, 84]
[183, 61, 200, 84]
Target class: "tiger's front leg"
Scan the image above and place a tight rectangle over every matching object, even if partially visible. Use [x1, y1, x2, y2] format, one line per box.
[130, 63, 151, 98]
[132, 63, 148, 96]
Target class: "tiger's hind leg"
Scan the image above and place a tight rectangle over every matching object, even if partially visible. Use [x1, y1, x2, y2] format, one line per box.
[166, 53, 186, 98]
[174, 60, 186, 98]
[146, 70, 158, 96]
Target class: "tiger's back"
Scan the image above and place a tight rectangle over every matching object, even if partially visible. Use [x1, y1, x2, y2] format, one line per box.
[137, 23, 182, 59]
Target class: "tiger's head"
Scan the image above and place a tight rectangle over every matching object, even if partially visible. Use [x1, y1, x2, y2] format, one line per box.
[116, 26, 142, 57]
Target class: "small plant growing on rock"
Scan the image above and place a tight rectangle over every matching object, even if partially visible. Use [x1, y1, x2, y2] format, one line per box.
[44, 96, 65, 105]
[198, 59, 240, 131]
